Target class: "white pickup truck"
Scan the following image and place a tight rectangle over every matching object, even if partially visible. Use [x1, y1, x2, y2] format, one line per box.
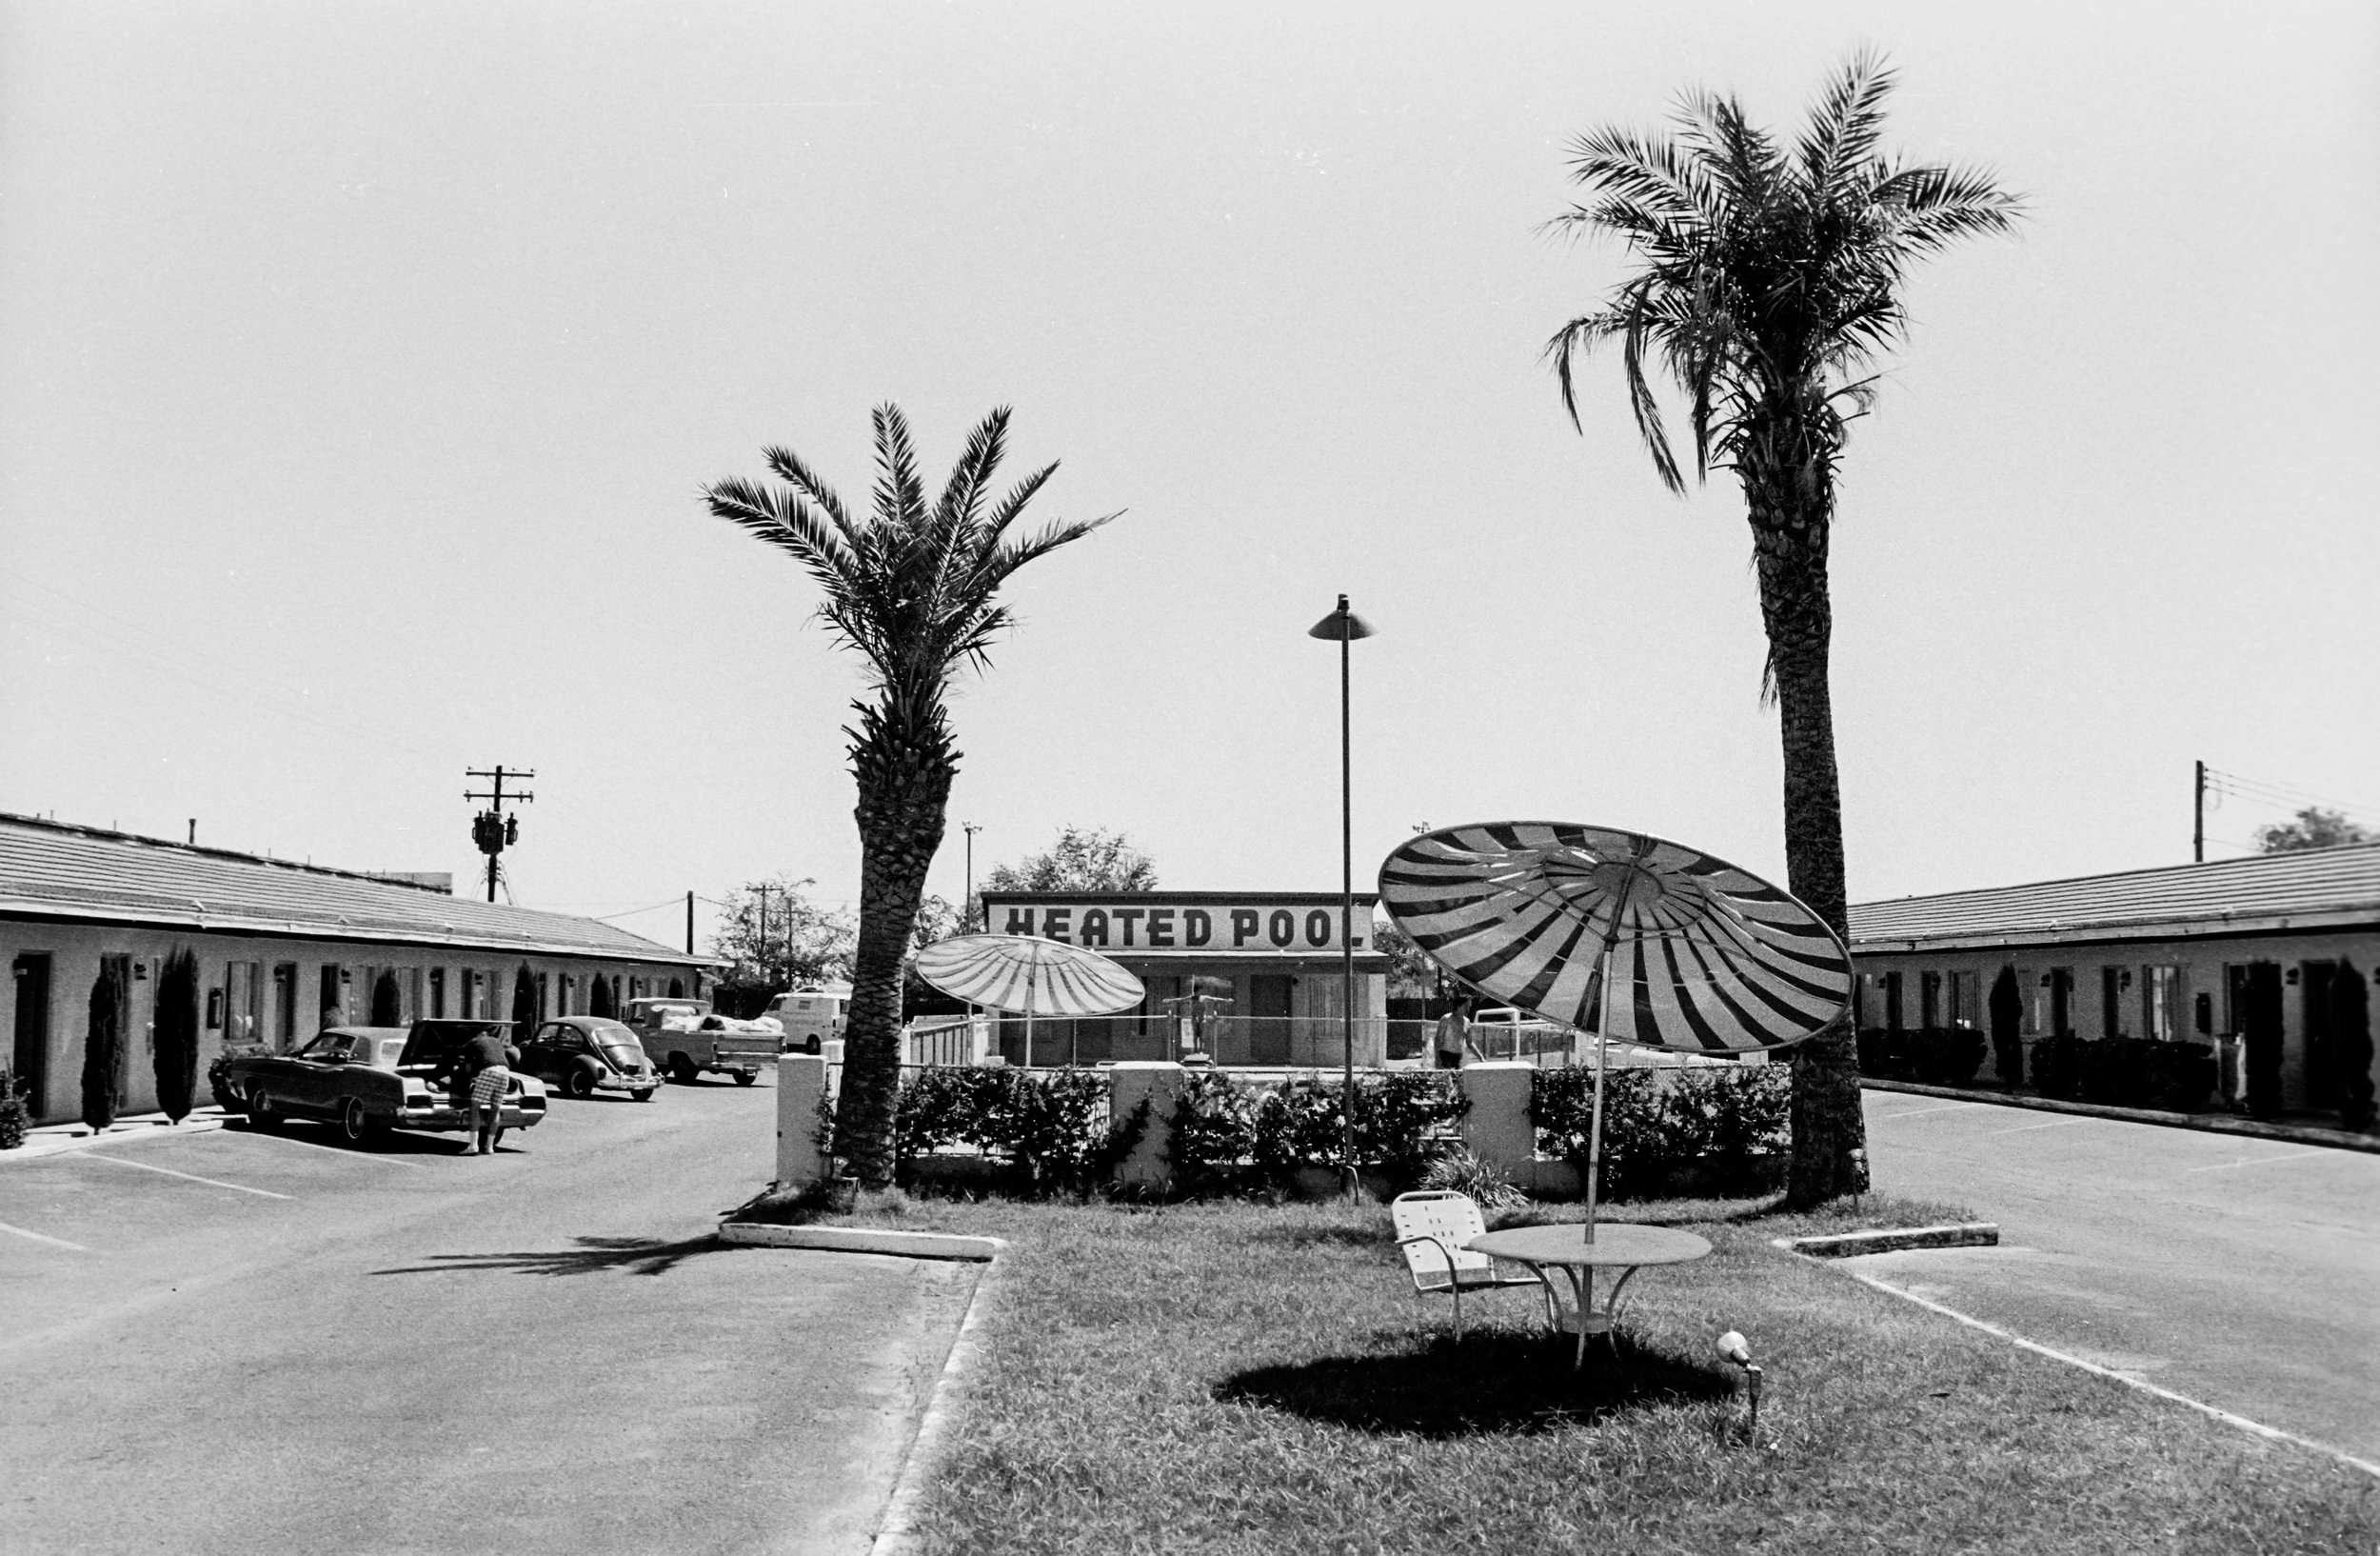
[623, 998, 778, 1087]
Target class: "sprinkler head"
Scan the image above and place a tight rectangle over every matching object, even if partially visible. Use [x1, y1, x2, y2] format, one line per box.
[1716, 1330, 1753, 1367]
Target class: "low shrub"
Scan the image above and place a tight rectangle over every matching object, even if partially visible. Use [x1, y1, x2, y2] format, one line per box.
[1416, 1147, 1524, 1210]
[1164, 1069, 1466, 1194]
[1530, 1064, 1789, 1201]
[1856, 1027, 1988, 1086]
[2032, 1034, 2215, 1110]
[0, 1067, 28, 1149]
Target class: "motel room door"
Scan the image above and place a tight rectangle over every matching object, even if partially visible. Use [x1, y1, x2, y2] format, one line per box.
[11, 953, 50, 1120]
[2229, 962, 2284, 1116]
[1248, 974, 1293, 1065]
[2299, 961, 2342, 1112]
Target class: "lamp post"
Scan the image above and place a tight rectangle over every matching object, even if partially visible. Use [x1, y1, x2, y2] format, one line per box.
[1308, 593, 1376, 1201]
[962, 822, 982, 931]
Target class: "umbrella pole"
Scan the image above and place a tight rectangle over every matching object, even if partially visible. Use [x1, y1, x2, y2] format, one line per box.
[1583, 944, 1616, 1247]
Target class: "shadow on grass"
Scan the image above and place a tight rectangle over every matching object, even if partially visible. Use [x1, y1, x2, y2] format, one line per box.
[369, 1235, 728, 1278]
[1251, 1221, 1389, 1250]
[1216, 1331, 1733, 1437]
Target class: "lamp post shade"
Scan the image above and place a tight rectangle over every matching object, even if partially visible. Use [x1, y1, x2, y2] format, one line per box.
[912, 933, 1145, 1018]
[1378, 822, 1851, 1055]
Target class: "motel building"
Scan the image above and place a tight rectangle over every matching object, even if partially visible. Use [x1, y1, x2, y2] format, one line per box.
[1847, 842, 2380, 1122]
[1, 813, 709, 1127]
[978, 890, 1390, 1067]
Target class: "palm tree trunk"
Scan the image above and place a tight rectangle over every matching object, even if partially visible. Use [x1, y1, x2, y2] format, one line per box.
[836, 719, 953, 1187]
[1746, 459, 1870, 1208]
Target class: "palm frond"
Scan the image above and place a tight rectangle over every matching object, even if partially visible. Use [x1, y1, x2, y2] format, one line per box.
[1797, 49, 1896, 195]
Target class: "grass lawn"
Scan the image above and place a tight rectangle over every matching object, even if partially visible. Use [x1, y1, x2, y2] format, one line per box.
[808, 1190, 2375, 1555]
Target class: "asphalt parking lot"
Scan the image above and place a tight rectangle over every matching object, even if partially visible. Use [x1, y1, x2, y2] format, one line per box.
[1855, 1088, 2380, 1466]
[0, 1073, 979, 1556]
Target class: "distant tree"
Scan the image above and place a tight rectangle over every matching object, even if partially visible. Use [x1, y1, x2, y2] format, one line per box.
[982, 827, 1158, 899]
[1545, 51, 2019, 1207]
[1371, 913, 1440, 999]
[2252, 807, 2377, 853]
[83, 965, 125, 1133]
[709, 876, 858, 990]
[153, 948, 201, 1123]
[704, 404, 1116, 1185]
[369, 969, 403, 1027]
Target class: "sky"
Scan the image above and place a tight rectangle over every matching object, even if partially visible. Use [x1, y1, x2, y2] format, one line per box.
[4, 1, 2376, 955]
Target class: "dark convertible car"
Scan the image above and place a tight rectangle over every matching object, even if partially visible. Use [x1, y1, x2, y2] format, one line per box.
[226, 1019, 550, 1145]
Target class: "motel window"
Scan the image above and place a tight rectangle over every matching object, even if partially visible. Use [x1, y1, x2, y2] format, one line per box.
[2144, 966, 2180, 1043]
[225, 962, 260, 1045]
[1919, 971, 1942, 1030]
[1951, 970, 1980, 1028]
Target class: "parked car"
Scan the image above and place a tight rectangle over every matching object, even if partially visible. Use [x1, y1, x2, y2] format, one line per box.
[623, 997, 776, 1086]
[519, 1016, 659, 1102]
[226, 1020, 549, 1146]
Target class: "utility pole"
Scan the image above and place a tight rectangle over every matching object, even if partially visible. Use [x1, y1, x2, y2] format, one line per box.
[684, 891, 694, 956]
[2194, 760, 2206, 865]
[465, 767, 535, 904]
[962, 823, 982, 931]
[755, 884, 773, 987]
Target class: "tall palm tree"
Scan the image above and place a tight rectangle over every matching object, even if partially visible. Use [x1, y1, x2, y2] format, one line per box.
[1546, 53, 2019, 1207]
[704, 405, 1116, 1185]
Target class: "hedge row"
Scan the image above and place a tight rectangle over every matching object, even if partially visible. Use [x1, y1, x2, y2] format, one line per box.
[1530, 1065, 1792, 1202]
[1857, 1027, 1988, 1087]
[817, 1067, 1151, 1195]
[2031, 1035, 2217, 1112]
[1163, 1070, 1468, 1196]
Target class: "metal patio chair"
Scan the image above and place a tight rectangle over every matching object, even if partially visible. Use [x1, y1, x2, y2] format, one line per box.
[1390, 1190, 1550, 1341]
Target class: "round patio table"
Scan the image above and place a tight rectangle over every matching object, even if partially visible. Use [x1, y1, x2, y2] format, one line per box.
[1464, 1224, 1713, 1369]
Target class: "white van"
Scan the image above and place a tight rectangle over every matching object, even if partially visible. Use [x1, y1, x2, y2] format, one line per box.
[764, 984, 852, 1054]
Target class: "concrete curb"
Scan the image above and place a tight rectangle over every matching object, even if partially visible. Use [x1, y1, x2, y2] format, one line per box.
[1861, 1078, 2380, 1155]
[716, 1222, 1005, 1262]
[3, 1110, 230, 1163]
[1776, 1222, 1999, 1258]
[871, 1255, 1001, 1554]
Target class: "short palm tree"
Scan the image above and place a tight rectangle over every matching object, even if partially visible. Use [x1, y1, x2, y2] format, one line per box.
[704, 406, 1116, 1185]
[1546, 52, 2019, 1207]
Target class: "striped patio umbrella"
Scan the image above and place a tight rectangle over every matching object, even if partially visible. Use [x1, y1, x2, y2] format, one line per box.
[1378, 821, 1852, 1239]
[912, 933, 1145, 1068]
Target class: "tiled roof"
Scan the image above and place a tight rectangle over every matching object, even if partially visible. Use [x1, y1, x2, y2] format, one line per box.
[0, 813, 695, 965]
[1850, 844, 2380, 950]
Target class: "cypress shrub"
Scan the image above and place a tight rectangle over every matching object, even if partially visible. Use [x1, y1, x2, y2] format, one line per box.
[2332, 961, 2373, 1132]
[83, 964, 125, 1132]
[510, 964, 538, 1034]
[1989, 966, 2024, 1087]
[153, 948, 201, 1123]
[0, 1068, 28, 1149]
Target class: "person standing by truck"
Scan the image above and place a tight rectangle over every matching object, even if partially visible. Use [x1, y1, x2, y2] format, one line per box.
[463, 1026, 520, 1154]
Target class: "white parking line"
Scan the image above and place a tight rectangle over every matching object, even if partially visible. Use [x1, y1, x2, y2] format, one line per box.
[1987, 1117, 2094, 1136]
[82, 1153, 292, 1199]
[237, 1129, 426, 1168]
[0, 1219, 89, 1251]
[1870, 1103, 1986, 1123]
[2182, 1148, 2332, 1175]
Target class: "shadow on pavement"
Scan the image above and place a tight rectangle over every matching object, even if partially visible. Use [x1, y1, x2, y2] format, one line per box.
[370, 1235, 730, 1278]
[1216, 1332, 1731, 1437]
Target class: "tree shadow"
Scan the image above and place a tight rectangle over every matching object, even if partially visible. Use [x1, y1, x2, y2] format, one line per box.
[369, 1235, 728, 1278]
[1215, 1331, 1733, 1437]
[1252, 1222, 1390, 1250]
